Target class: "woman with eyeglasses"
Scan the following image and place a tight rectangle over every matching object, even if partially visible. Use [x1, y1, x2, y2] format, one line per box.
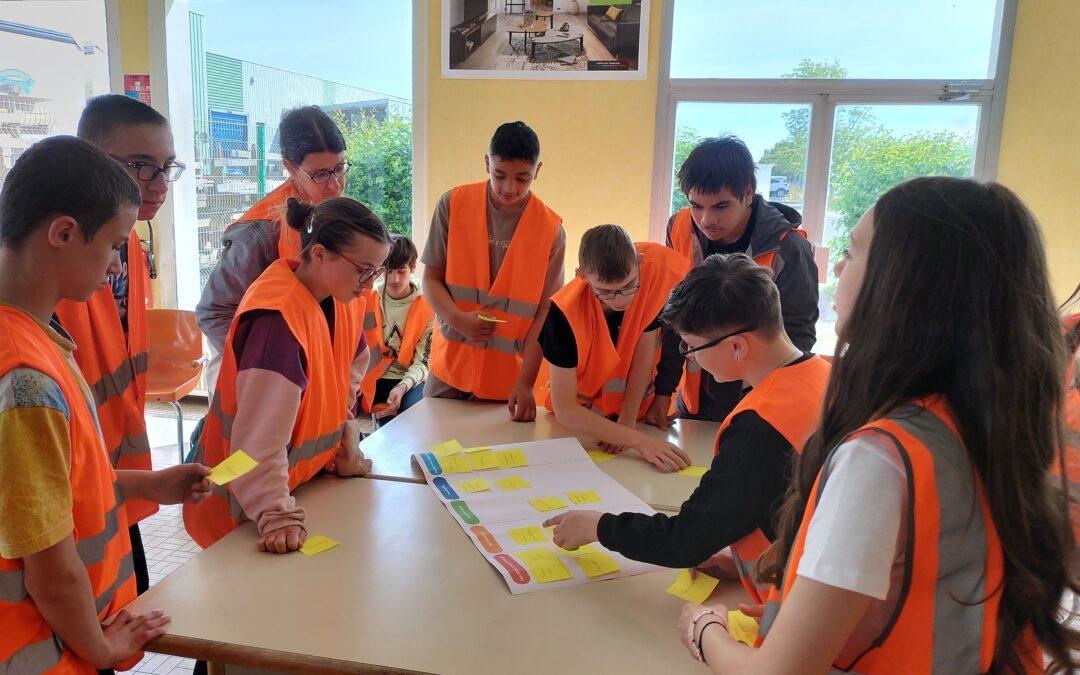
[196, 105, 354, 394]
[533, 224, 692, 472]
[185, 197, 391, 553]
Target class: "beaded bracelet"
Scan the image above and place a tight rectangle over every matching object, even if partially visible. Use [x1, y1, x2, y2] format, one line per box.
[687, 607, 723, 662]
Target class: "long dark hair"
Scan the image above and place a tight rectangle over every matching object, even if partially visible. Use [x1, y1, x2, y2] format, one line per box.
[285, 197, 390, 258]
[764, 176, 1079, 673]
[279, 105, 345, 167]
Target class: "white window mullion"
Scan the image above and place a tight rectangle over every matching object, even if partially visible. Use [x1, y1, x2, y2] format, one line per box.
[801, 94, 835, 249]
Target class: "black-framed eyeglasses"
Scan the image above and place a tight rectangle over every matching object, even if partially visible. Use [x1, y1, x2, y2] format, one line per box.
[117, 159, 186, 182]
[679, 325, 758, 357]
[336, 250, 385, 284]
[593, 282, 640, 300]
[302, 161, 351, 185]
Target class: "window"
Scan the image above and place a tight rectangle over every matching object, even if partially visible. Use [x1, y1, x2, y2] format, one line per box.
[0, 1, 111, 187]
[654, 0, 1013, 353]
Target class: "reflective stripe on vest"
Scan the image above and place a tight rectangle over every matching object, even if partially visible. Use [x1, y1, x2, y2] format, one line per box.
[536, 242, 689, 418]
[0, 306, 137, 673]
[184, 259, 362, 548]
[757, 398, 1042, 673]
[360, 288, 434, 413]
[429, 181, 561, 399]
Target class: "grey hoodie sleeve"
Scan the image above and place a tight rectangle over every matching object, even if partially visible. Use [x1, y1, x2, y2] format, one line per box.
[775, 233, 820, 352]
[195, 220, 278, 352]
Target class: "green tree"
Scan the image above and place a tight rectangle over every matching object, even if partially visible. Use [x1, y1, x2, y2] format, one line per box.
[337, 112, 413, 235]
[670, 125, 704, 212]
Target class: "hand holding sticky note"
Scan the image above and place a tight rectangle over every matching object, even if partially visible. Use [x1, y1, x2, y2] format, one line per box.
[298, 535, 339, 557]
[207, 450, 258, 486]
[665, 568, 720, 604]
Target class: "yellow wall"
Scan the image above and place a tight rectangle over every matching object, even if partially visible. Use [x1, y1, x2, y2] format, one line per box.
[425, 0, 663, 276]
[118, 0, 150, 74]
[997, 0, 1079, 303]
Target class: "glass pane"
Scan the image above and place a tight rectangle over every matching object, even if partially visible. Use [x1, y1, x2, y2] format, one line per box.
[187, 0, 412, 294]
[816, 103, 980, 353]
[672, 102, 811, 214]
[0, 1, 110, 187]
[671, 0, 998, 80]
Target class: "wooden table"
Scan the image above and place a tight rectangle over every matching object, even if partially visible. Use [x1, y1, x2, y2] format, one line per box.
[130, 478, 744, 674]
[361, 399, 718, 512]
[535, 9, 554, 28]
[530, 30, 584, 60]
[507, 19, 548, 52]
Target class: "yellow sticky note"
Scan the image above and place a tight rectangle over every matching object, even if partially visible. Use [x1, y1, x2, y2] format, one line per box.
[727, 610, 760, 647]
[566, 490, 602, 504]
[495, 476, 531, 491]
[665, 569, 720, 604]
[298, 535, 340, 557]
[457, 478, 491, 494]
[207, 450, 258, 486]
[467, 450, 502, 471]
[573, 551, 621, 577]
[495, 448, 528, 468]
[677, 466, 708, 477]
[529, 496, 569, 512]
[432, 439, 465, 457]
[587, 449, 616, 463]
[553, 542, 596, 557]
[515, 547, 573, 583]
[440, 454, 473, 474]
[477, 312, 507, 323]
[463, 446, 491, 454]
[508, 526, 547, 545]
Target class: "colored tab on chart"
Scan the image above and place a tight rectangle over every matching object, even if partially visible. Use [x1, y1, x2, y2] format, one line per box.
[467, 450, 502, 471]
[515, 547, 573, 583]
[420, 452, 443, 475]
[433, 476, 459, 500]
[573, 551, 621, 578]
[665, 569, 720, 605]
[495, 476, 531, 491]
[457, 478, 491, 494]
[529, 496, 569, 512]
[495, 448, 528, 468]
[298, 535, 339, 557]
[451, 500, 480, 525]
[477, 312, 507, 323]
[566, 490, 602, 504]
[508, 526, 547, 545]
[207, 450, 258, 486]
[431, 439, 465, 457]
[677, 466, 708, 477]
[728, 610, 760, 646]
[440, 454, 473, 474]
[587, 449, 616, 463]
[464, 446, 491, 454]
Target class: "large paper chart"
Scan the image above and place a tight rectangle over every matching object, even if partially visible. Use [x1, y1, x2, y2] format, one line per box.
[414, 437, 662, 594]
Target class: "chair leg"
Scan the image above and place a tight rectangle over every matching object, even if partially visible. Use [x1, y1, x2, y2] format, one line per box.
[169, 401, 184, 464]
[371, 410, 380, 432]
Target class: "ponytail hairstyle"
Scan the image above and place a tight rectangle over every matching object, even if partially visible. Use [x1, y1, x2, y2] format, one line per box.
[285, 197, 390, 259]
[763, 176, 1079, 673]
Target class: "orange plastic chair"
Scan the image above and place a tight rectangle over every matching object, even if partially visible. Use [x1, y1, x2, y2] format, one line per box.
[145, 309, 205, 463]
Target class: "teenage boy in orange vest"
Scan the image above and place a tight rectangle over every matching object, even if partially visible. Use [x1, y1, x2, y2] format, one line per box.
[0, 137, 210, 673]
[422, 121, 566, 422]
[547, 253, 830, 601]
[53, 94, 182, 596]
[535, 224, 692, 472]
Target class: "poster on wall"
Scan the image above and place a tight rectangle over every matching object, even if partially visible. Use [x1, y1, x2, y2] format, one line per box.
[123, 74, 152, 104]
[442, 0, 649, 80]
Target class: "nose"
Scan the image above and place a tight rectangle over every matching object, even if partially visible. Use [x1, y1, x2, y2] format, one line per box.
[106, 249, 123, 276]
[327, 172, 345, 195]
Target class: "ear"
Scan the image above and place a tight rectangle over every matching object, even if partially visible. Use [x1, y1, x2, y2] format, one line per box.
[484, 154, 491, 174]
[744, 186, 755, 204]
[574, 266, 585, 279]
[45, 216, 80, 249]
[635, 252, 644, 264]
[308, 243, 328, 263]
[283, 159, 298, 178]
[532, 160, 543, 181]
[730, 336, 749, 362]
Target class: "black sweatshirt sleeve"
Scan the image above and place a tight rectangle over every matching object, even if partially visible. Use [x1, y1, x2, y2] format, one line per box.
[596, 411, 794, 568]
[775, 233, 820, 352]
[653, 326, 684, 396]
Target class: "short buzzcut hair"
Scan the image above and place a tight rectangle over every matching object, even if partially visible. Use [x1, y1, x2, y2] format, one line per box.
[0, 136, 142, 248]
[660, 253, 782, 339]
[489, 121, 540, 163]
[78, 94, 169, 147]
[678, 136, 756, 197]
[579, 224, 636, 283]
[385, 234, 419, 269]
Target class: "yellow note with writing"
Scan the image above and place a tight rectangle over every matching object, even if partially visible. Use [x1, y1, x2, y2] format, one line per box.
[463, 446, 491, 454]
[666, 569, 719, 604]
[495, 448, 528, 468]
[508, 526, 547, 545]
[495, 476, 531, 491]
[587, 449, 616, 463]
[727, 610, 760, 647]
[677, 466, 708, 477]
[440, 454, 473, 474]
[573, 551, 621, 577]
[467, 450, 502, 471]
[432, 439, 465, 457]
[298, 535, 340, 557]
[515, 547, 573, 583]
[566, 490, 602, 504]
[553, 542, 596, 557]
[457, 478, 491, 494]
[207, 450, 258, 486]
[529, 496, 568, 512]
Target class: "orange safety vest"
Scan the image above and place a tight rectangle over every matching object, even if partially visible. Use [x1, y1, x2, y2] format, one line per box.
[359, 287, 434, 413]
[534, 242, 689, 418]
[183, 258, 364, 548]
[228, 180, 304, 260]
[54, 228, 156, 524]
[756, 397, 1044, 672]
[429, 181, 561, 400]
[0, 306, 137, 674]
[714, 355, 831, 604]
[668, 207, 807, 415]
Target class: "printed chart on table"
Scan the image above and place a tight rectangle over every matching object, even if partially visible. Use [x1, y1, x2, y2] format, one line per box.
[414, 437, 663, 594]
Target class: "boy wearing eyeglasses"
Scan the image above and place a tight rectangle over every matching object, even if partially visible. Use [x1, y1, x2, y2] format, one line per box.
[54, 94, 183, 596]
[534, 225, 692, 472]
[545, 254, 830, 597]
